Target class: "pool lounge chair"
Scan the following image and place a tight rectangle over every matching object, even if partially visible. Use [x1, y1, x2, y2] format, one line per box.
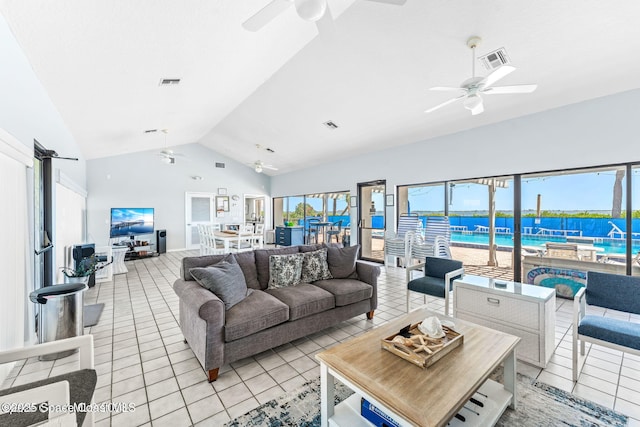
[607, 221, 640, 239]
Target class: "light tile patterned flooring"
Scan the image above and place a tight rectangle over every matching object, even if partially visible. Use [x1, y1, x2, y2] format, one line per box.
[3, 250, 640, 426]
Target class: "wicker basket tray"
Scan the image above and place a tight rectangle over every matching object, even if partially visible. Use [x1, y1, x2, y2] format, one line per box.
[381, 322, 463, 368]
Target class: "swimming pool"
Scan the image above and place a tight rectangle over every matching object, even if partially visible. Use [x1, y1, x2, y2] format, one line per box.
[450, 232, 637, 255]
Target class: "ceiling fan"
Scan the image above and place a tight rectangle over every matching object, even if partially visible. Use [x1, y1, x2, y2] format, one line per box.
[249, 144, 278, 173]
[242, 0, 406, 33]
[157, 129, 184, 164]
[425, 36, 538, 116]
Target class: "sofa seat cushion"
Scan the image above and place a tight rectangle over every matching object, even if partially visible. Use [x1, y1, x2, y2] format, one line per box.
[225, 290, 289, 342]
[266, 283, 335, 321]
[312, 279, 373, 306]
[578, 315, 640, 351]
[408, 276, 447, 298]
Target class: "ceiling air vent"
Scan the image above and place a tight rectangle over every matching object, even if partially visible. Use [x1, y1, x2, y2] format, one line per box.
[266, 148, 275, 153]
[323, 120, 338, 130]
[215, 162, 225, 168]
[479, 48, 510, 71]
[144, 129, 157, 134]
[159, 78, 181, 86]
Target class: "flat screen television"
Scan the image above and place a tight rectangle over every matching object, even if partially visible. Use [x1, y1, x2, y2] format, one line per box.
[110, 208, 154, 238]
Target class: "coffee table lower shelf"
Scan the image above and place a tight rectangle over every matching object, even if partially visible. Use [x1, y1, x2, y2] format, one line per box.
[329, 379, 512, 427]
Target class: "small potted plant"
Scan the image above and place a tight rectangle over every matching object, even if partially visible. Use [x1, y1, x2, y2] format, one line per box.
[61, 255, 111, 285]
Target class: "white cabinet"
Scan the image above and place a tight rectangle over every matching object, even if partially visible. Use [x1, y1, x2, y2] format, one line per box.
[453, 275, 555, 368]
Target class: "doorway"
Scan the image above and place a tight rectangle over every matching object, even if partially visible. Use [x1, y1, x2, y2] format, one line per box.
[358, 180, 386, 262]
[185, 192, 215, 249]
[244, 194, 266, 227]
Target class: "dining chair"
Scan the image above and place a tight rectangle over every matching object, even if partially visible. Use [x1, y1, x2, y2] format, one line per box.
[325, 220, 343, 243]
[308, 218, 321, 244]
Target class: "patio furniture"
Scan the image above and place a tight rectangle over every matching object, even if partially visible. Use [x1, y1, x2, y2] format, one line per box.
[307, 218, 321, 244]
[422, 216, 452, 258]
[384, 214, 420, 267]
[607, 221, 640, 239]
[325, 220, 342, 243]
[573, 271, 640, 381]
[545, 242, 580, 260]
[406, 256, 464, 315]
[0, 335, 96, 427]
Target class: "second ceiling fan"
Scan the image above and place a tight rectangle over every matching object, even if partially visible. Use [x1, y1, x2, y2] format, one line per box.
[425, 36, 538, 116]
[242, 0, 406, 33]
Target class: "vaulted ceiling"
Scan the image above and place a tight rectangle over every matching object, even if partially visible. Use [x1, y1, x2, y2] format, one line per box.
[1, 0, 639, 175]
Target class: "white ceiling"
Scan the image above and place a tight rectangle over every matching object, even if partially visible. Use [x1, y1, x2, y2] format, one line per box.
[2, 0, 640, 175]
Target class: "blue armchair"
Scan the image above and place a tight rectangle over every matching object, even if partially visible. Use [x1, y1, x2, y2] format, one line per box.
[573, 271, 640, 381]
[406, 256, 464, 315]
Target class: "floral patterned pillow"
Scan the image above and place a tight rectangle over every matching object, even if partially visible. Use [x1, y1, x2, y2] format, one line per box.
[268, 253, 304, 289]
[300, 248, 333, 283]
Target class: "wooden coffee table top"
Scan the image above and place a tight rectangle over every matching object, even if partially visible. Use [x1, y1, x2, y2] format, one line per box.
[316, 308, 520, 427]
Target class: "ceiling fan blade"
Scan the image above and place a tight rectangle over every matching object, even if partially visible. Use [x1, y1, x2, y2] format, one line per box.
[242, 0, 292, 31]
[264, 165, 279, 171]
[481, 65, 516, 89]
[424, 95, 465, 114]
[364, 0, 407, 5]
[471, 102, 484, 115]
[483, 84, 538, 94]
[430, 86, 465, 92]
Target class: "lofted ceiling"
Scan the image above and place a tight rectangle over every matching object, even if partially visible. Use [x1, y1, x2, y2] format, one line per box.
[1, 1, 640, 175]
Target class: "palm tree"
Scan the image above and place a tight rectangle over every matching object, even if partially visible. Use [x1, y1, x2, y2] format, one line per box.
[612, 168, 625, 218]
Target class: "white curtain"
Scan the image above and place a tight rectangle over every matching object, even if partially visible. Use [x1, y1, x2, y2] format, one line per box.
[0, 130, 32, 383]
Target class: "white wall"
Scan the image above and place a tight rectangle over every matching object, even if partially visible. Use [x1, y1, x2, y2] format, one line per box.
[271, 89, 640, 239]
[86, 143, 271, 250]
[0, 13, 86, 373]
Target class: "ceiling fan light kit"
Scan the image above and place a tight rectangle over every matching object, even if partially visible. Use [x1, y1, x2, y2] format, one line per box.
[424, 36, 537, 116]
[294, 0, 327, 22]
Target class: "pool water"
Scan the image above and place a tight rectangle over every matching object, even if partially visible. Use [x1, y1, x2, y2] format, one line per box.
[450, 232, 635, 255]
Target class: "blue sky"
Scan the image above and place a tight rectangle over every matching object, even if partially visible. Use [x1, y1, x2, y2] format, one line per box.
[408, 169, 640, 212]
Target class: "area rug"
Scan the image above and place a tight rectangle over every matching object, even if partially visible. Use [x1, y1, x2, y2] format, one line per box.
[83, 303, 104, 327]
[226, 373, 628, 427]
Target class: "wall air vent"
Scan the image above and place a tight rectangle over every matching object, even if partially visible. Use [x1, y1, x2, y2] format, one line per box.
[323, 120, 338, 130]
[215, 162, 225, 168]
[479, 48, 510, 71]
[159, 78, 181, 86]
[144, 129, 158, 133]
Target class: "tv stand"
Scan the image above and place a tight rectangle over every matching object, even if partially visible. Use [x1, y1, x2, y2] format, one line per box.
[112, 238, 157, 261]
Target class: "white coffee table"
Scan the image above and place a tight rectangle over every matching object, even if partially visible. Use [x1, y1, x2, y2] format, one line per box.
[316, 308, 520, 427]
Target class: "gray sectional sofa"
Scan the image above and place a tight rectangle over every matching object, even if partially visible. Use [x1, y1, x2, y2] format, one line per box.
[173, 244, 380, 381]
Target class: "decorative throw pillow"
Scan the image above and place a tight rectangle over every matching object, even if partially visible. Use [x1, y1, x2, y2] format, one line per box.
[300, 248, 332, 283]
[326, 245, 360, 279]
[189, 254, 252, 310]
[268, 253, 304, 289]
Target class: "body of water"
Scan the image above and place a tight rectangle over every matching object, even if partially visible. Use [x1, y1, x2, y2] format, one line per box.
[451, 231, 635, 255]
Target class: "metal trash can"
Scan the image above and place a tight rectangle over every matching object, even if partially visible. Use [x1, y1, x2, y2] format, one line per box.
[29, 281, 88, 360]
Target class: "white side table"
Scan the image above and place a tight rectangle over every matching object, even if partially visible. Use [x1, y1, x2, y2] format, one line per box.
[453, 275, 556, 368]
[111, 246, 129, 275]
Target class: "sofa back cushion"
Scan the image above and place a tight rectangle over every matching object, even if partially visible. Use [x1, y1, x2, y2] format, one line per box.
[181, 252, 260, 289]
[326, 245, 360, 279]
[255, 247, 300, 289]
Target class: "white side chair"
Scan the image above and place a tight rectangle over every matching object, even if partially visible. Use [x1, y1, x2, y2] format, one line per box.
[0, 335, 96, 426]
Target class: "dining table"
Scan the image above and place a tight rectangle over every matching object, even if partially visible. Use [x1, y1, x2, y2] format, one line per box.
[213, 230, 263, 253]
[308, 221, 332, 244]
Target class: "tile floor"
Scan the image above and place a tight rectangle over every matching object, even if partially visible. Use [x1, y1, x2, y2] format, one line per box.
[3, 250, 640, 426]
